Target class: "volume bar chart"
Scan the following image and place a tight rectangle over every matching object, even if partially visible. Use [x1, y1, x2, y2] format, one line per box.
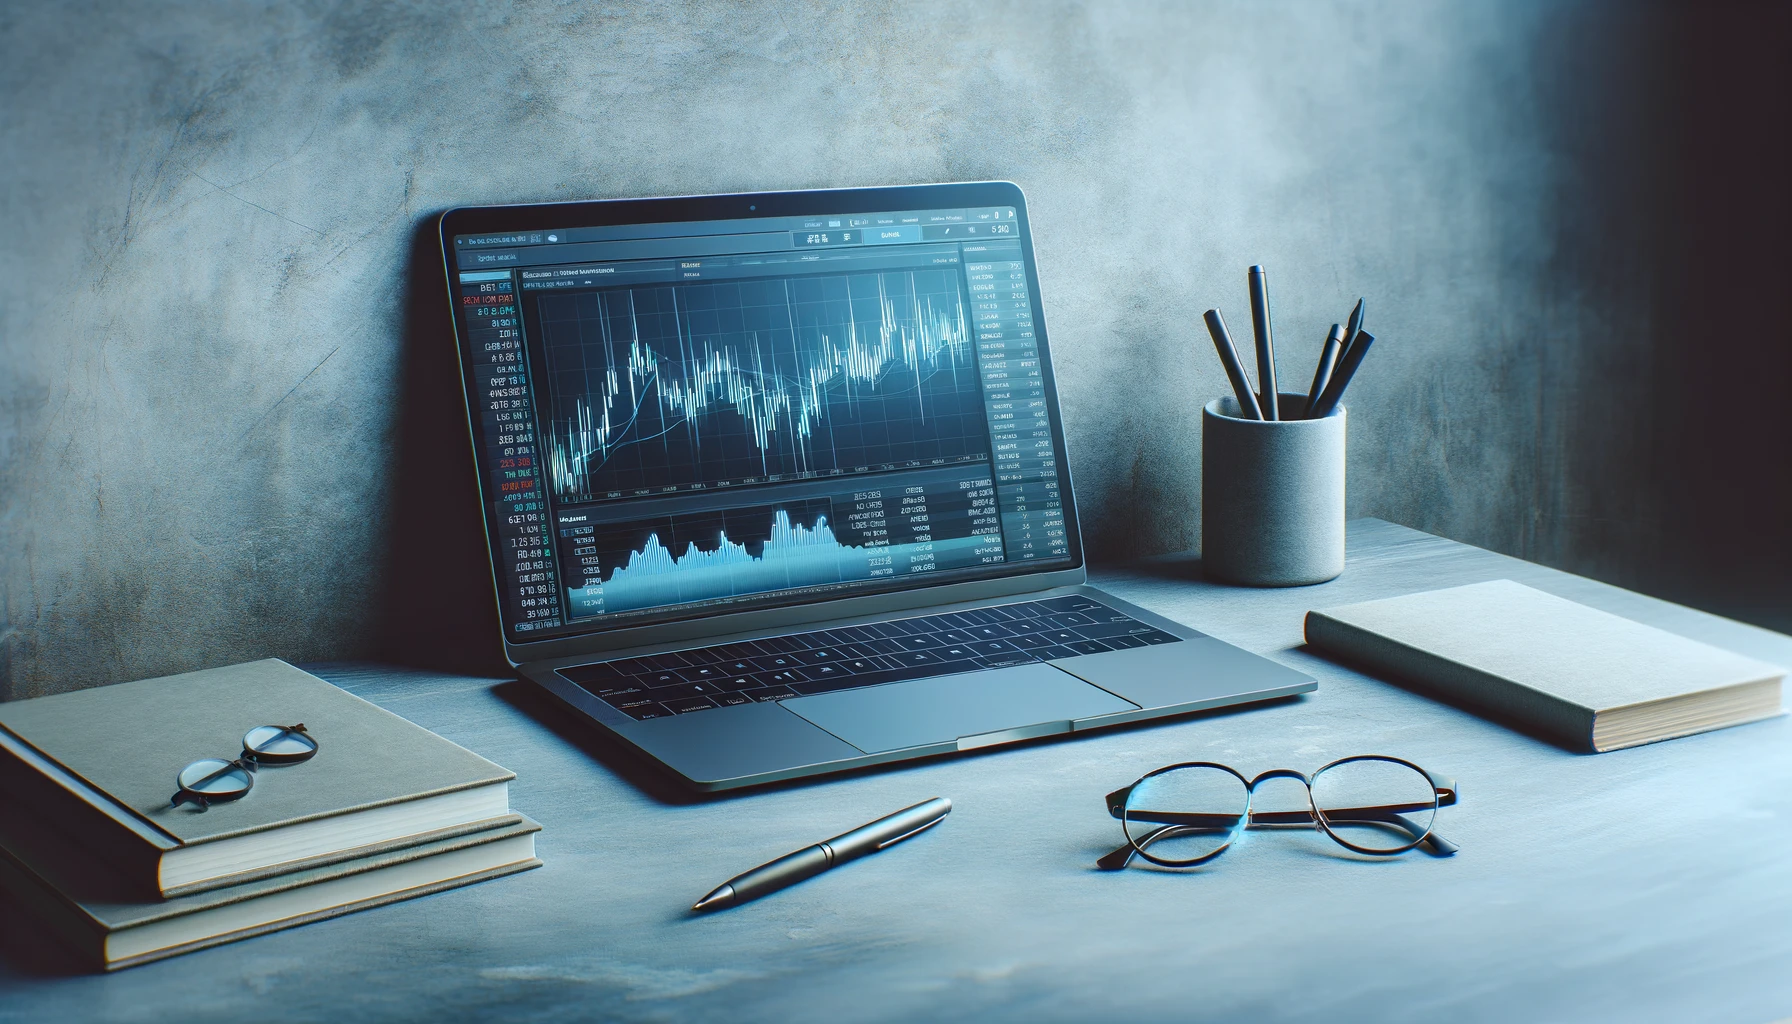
[557, 466, 1004, 617]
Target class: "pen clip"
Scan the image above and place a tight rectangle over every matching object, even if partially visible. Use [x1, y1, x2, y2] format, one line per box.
[875, 814, 946, 850]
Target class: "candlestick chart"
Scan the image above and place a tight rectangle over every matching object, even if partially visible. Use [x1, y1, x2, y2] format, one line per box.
[536, 269, 987, 503]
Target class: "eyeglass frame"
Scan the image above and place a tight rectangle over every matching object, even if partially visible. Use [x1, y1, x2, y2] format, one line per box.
[170, 723, 318, 811]
[1098, 754, 1459, 870]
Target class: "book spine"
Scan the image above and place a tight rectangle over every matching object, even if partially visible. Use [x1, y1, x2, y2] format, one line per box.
[1303, 610, 1598, 751]
[0, 734, 167, 895]
[0, 840, 106, 966]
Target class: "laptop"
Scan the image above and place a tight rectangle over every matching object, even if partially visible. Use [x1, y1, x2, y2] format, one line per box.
[437, 181, 1315, 791]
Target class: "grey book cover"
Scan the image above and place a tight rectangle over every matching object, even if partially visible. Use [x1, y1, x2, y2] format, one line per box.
[0, 811, 541, 971]
[0, 659, 515, 891]
[1304, 580, 1785, 751]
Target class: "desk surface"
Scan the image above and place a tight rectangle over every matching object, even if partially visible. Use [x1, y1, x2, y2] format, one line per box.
[4, 519, 1791, 1023]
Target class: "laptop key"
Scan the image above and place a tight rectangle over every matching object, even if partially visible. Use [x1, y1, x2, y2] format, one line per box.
[967, 623, 1016, 640]
[740, 685, 797, 702]
[749, 654, 801, 672]
[1137, 630, 1181, 644]
[603, 657, 656, 676]
[1038, 596, 1104, 613]
[664, 696, 720, 714]
[1034, 645, 1081, 660]
[969, 639, 1016, 656]
[677, 647, 730, 666]
[899, 658, 980, 680]
[1063, 639, 1114, 656]
[558, 663, 630, 689]
[973, 652, 1039, 669]
[586, 682, 649, 699]
[1073, 620, 1158, 640]
[1008, 632, 1060, 650]
[758, 668, 811, 686]
[1102, 634, 1150, 650]
[641, 669, 688, 687]
[714, 693, 753, 707]
[718, 675, 759, 691]
[619, 702, 674, 720]
[889, 649, 945, 666]
[655, 681, 727, 700]
[756, 635, 806, 654]
[795, 647, 843, 664]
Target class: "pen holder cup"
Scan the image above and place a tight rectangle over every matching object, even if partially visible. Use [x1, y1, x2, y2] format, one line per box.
[1201, 393, 1345, 586]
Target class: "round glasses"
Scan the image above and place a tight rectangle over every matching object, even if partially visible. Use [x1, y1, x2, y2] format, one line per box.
[171, 724, 319, 811]
[1099, 755, 1457, 869]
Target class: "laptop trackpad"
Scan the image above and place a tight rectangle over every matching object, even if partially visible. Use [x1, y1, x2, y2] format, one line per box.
[780, 663, 1138, 754]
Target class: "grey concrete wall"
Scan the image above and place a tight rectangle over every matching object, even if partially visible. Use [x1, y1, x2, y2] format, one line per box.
[3, 1, 1787, 700]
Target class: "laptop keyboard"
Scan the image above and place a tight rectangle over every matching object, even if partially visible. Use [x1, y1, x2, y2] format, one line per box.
[556, 596, 1185, 721]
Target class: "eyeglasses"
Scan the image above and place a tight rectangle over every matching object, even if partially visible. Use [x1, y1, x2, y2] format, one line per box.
[171, 724, 319, 811]
[1098, 755, 1458, 869]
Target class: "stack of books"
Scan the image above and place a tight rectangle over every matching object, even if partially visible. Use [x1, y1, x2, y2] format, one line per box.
[0, 659, 541, 970]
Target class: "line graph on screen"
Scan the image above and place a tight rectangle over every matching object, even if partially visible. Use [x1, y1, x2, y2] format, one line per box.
[537, 269, 988, 501]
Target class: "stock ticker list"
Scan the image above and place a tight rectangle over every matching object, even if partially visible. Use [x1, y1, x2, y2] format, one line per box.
[967, 242, 1070, 561]
[463, 272, 564, 633]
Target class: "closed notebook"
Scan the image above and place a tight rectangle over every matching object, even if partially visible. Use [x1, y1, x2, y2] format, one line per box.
[1304, 580, 1785, 752]
[0, 809, 541, 971]
[0, 659, 515, 896]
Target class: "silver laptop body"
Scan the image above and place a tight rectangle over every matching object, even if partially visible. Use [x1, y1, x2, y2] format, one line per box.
[439, 182, 1314, 791]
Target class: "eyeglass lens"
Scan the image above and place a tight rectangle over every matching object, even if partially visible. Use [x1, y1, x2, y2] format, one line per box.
[1310, 757, 1438, 853]
[1123, 765, 1249, 865]
[176, 757, 254, 800]
[244, 724, 317, 761]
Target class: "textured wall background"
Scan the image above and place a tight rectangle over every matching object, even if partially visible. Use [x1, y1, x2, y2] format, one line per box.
[2, 1, 1787, 699]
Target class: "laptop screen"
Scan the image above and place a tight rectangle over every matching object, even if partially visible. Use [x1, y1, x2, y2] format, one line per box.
[444, 186, 1080, 643]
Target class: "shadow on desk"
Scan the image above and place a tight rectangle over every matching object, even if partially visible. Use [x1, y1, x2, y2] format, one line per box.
[493, 677, 1308, 806]
[0, 914, 85, 978]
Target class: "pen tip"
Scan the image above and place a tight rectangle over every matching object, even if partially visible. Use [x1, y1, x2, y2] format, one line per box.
[692, 884, 735, 913]
[1248, 264, 1265, 274]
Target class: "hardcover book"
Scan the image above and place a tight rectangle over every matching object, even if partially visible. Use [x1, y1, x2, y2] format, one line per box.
[0, 809, 540, 970]
[0, 659, 516, 896]
[1304, 580, 1785, 752]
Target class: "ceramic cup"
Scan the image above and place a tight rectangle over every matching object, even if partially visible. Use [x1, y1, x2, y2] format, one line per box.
[1201, 392, 1345, 586]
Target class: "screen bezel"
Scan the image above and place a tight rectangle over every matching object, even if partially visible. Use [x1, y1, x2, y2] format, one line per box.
[437, 181, 1087, 664]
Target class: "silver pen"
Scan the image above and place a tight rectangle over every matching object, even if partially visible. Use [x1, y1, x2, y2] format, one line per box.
[692, 797, 951, 912]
